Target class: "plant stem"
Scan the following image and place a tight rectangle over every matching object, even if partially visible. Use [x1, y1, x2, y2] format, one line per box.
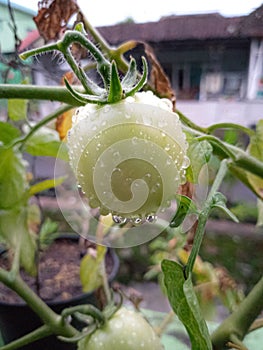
[183, 125, 263, 180]
[0, 268, 77, 339]
[0, 325, 52, 350]
[207, 123, 255, 137]
[176, 109, 208, 133]
[81, 17, 111, 55]
[0, 84, 82, 106]
[211, 275, 263, 349]
[155, 310, 175, 336]
[185, 160, 228, 277]
[197, 135, 236, 159]
[9, 104, 73, 149]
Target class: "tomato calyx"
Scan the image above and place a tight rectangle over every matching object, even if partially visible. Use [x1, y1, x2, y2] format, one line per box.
[65, 55, 148, 105]
[60, 23, 148, 105]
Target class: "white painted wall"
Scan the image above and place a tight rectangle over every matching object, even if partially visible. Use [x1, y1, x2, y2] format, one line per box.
[177, 100, 263, 127]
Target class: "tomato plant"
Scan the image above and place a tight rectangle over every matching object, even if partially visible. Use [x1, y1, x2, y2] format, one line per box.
[78, 307, 163, 350]
[0, 2, 262, 350]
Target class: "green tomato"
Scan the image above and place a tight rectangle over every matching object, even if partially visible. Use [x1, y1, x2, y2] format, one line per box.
[68, 91, 189, 222]
[78, 307, 163, 350]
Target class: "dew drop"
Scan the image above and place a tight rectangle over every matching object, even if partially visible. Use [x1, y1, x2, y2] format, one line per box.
[132, 217, 143, 226]
[125, 114, 131, 119]
[112, 167, 122, 174]
[126, 96, 135, 103]
[181, 174, 186, 184]
[112, 215, 127, 224]
[166, 157, 173, 166]
[132, 136, 138, 145]
[96, 143, 102, 151]
[164, 144, 170, 151]
[113, 151, 120, 159]
[103, 105, 111, 113]
[182, 155, 190, 169]
[146, 214, 157, 223]
[113, 319, 123, 329]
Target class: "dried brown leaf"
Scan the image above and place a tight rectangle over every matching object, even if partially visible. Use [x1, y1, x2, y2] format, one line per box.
[56, 108, 75, 140]
[34, 0, 80, 42]
[143, 42, 176, 109]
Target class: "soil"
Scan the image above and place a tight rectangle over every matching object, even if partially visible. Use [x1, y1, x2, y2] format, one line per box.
[0, 239, 114, 304]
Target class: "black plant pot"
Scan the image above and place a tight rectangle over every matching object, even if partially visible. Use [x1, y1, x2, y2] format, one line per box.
[0, 247, 119, 350]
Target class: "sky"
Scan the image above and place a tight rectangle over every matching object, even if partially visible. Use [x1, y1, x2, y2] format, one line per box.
[11, 0, 263, 26]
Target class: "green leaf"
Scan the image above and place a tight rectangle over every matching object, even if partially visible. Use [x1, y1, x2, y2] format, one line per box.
[0, 121, 20, 145]
[161, 259, 212, 350]
[28, 176, 66, 197]
[122, 57, 137, 91]
[186, 140, 213, 183]
[247, 120, 263, 199]
[80, 245, 107, 293]
[0, 206, 36, 275]
[39, 217, 59, 250]
[228, 163, 261, 199]
[211, 192, 239, 223]
[8, 99, 28, 121]
[108, 61, 123, 103]
[170, 195, 198, 227]
[0, 147, 27, 209]
[25, 127, 68, 161]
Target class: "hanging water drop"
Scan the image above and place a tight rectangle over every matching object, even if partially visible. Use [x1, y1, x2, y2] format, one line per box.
[146, 214, 157, 223]
[132, 217, 143, 226]
[112, 215, 127, 224]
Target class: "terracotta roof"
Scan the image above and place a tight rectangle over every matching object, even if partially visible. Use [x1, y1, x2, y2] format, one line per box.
[98, 13, 247, 44]
[19, 5, 263, 51]
[239, 4, 263, 37]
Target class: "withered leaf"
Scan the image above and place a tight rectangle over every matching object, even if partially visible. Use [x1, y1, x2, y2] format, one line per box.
[34, 0, 80, 42]
[56, 108, 75, 140]
[143, 42, 176, 109]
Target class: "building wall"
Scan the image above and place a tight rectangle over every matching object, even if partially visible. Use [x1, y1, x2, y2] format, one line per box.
[0, 1, 36, 53]
[150, 39, 251, 101]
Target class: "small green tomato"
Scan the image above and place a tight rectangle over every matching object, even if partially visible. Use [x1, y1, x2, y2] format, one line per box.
[68, 91, 189, 222]
[78, 307, 163, 350]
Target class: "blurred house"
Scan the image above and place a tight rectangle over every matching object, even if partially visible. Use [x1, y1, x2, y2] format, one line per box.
[9, 3, 263, 126]
[99, 6, 263, 103]
[97, 5, 263, 127]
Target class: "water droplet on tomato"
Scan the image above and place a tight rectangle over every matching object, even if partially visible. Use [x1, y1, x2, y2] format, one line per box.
[132, 217, 143, 226]
[112, 215, 127, 224]
[146, 214, 157, 223]
[182, 155, 190, 169]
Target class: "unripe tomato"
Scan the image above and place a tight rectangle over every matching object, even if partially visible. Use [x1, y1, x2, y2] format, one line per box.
[78, 307, 163, 350]
[68, 91, 189, 223]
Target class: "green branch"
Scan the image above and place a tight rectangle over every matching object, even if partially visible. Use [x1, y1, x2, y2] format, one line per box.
[207, 122, 255, 137]
[0, 84, 82, 106]
[185, 160, 228, 278]
[9, 104, 73, 149]
[0, 268, 77, 341]
[183, 125, 263, 180]
[0, 325, 52, 350]
[211, 275, 263, 349]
